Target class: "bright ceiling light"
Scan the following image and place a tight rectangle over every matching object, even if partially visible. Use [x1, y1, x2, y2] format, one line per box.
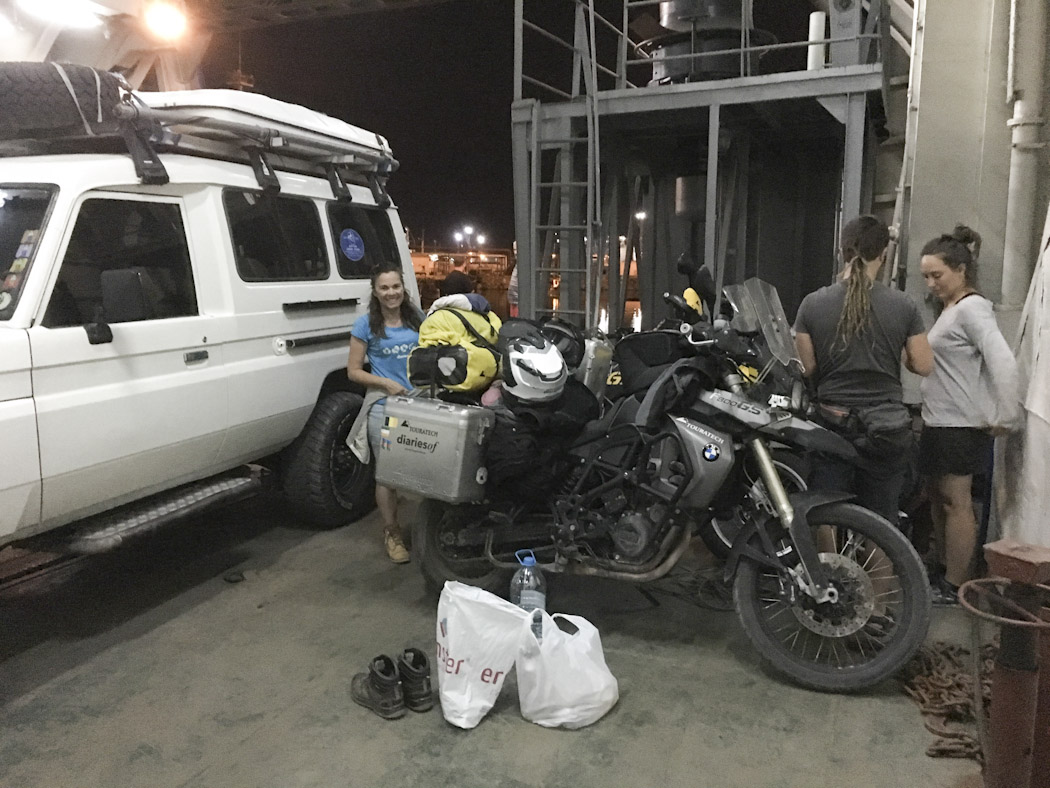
[144, 0, 187, 41]
[0, 10, 15, 37]
[14, 0, 103, 29]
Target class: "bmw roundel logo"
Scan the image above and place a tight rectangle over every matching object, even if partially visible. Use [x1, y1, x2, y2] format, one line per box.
[702, 444, 721, 462]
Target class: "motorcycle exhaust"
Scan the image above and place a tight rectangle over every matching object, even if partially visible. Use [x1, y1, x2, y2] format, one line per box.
[484, 526, 692, 583]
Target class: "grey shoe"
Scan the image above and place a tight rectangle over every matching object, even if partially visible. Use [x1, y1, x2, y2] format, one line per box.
[351, 655, 406, 719]
[398, 648, 434, 712]
[930, 577, 960, 607]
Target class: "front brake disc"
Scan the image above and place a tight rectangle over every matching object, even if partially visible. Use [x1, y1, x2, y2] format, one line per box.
[790, 552, 876, 637]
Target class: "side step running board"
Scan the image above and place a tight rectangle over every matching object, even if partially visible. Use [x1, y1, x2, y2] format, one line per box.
[66, 469, 264, 554]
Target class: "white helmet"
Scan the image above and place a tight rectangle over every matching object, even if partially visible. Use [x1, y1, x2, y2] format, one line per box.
[502, 332, 567, 403]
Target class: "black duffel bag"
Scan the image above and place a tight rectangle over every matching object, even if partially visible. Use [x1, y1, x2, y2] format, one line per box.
[0, 62, 122, 141]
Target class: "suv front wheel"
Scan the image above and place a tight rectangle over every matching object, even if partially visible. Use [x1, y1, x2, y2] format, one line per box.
[281, 391, 376, 527]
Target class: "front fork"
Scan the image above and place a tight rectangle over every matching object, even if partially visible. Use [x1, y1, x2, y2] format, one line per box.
[724, 372, 836, 604]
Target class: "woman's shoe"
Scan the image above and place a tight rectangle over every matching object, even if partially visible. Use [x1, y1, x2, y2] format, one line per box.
[384, 529, 410, 564]
[930, 577, 960, 606]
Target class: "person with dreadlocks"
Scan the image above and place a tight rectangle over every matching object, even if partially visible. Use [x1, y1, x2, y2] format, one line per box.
[793, 215, 934, 525]
[919, 225, 1021, 604]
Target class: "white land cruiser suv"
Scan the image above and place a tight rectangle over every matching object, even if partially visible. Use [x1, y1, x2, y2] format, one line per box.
[0, 63, 416, 552]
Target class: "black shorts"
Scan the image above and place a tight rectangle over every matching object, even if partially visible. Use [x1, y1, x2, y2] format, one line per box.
[919, 426, 992, 477]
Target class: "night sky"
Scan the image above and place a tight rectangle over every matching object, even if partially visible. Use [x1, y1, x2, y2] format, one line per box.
[201, 1, 517, 251]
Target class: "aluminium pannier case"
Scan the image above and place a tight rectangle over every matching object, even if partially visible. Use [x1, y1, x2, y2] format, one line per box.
[375, 395, 495, 503]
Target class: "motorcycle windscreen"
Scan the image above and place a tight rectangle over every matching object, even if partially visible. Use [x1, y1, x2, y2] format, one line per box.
[723, 278, 799, 369]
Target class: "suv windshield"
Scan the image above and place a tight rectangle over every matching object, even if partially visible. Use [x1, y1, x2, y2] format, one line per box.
[1, 185, 55, 320]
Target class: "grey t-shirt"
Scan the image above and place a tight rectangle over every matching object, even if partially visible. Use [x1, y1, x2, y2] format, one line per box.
[920, 294, 1022, 429]
[794, 281, 925, 407]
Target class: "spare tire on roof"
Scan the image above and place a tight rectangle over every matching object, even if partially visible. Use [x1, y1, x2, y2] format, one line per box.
[0, 62, 122, 141]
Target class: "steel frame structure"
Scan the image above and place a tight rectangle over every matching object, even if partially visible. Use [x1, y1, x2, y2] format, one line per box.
[511, 0, 892, 330]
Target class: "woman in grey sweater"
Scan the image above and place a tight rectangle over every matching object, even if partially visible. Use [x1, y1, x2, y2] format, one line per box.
[919, 226, 1022, 603]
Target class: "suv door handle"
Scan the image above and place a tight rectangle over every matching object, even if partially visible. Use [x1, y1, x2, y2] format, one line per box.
[184, 350, 209, 364]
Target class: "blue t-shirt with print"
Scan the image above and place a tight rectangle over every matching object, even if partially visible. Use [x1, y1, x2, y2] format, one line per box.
[351, 314, 418, 391]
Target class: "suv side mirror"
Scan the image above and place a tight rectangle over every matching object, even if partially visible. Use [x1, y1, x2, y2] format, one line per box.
[84, 305, 113, 345]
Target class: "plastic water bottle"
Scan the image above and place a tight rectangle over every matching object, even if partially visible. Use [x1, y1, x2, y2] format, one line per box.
[510, 549, 546, 642]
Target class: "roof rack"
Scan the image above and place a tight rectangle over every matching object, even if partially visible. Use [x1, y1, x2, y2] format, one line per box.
[114, 93, 398, 200]
[0, 82, 398, 201]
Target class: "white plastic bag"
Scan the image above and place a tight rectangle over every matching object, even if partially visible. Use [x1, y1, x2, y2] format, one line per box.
[516, 611, 619, 729]
[435, 581, 529, 729]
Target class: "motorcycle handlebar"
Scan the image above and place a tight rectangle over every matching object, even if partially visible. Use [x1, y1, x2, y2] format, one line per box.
[677, 318, 757, 362]
[663, 291, 701, 322]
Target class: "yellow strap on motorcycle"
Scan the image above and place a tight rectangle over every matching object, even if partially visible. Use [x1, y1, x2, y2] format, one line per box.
[683, 287, 703, 315]
[738, 364, 759, 383]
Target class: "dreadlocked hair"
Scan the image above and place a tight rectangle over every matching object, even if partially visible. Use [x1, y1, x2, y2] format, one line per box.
[834, 215, 889, 348]
[368, 265, 422, 339]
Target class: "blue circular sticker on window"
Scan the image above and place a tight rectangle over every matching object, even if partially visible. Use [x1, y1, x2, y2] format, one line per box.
[340, 228, 366, 262]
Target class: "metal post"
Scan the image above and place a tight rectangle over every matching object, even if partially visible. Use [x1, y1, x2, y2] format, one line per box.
[1034, 604, 1050, 788]
[705, 104, 722, 314]
[978, 541, 1050, 788]
[618, 0, 629, 89]
[514, 0, 524, 102]
[524, 101, 542, 317]
[841, 92, 866, 222]
[733, 138, 751, 282]
[607, 180, 622, 331]
[987, 585, 1040, 788]
[1001, 0, 1047, 311]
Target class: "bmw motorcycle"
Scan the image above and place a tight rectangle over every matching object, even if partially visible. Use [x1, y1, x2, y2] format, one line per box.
[413, 278, 932, 692]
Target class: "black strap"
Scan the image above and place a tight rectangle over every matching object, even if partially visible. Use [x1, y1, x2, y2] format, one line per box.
[436, 308, 500, 361]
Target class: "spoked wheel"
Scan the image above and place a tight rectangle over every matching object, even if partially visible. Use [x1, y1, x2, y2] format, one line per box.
[413, 500, 513, 596]
[701, 451, 808, 559]
[733, 502, 931, 692]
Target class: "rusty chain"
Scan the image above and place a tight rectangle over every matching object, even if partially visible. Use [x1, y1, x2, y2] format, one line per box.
[901, 640, 997, 762]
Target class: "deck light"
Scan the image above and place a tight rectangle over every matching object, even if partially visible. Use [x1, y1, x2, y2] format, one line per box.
[144, 0, 187, 40]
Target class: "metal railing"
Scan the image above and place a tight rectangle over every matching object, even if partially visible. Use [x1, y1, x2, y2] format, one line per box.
[515, 0, 887, 102]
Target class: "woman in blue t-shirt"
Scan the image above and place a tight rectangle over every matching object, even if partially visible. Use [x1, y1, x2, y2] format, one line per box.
[347, 266, 421, 563]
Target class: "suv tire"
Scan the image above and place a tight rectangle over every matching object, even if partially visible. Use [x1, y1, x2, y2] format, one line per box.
[281, 391, 376, 527]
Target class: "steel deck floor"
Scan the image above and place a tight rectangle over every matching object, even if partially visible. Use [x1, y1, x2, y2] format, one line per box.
[0, 494, 981, 788]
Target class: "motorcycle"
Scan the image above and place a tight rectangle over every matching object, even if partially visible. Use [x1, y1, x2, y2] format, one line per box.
[412, 276, 932, 693]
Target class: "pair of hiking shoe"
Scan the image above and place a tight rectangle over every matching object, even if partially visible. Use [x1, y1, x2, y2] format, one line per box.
[351, 648, 433, 720]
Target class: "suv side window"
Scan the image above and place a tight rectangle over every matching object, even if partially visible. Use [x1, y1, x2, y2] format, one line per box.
[327, 202, 400, 278]
[224, 190, 329, 281]
[43, 198, 197, 328]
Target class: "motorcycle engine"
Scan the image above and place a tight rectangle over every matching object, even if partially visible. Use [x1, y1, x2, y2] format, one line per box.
[611, 503, 667, 560]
